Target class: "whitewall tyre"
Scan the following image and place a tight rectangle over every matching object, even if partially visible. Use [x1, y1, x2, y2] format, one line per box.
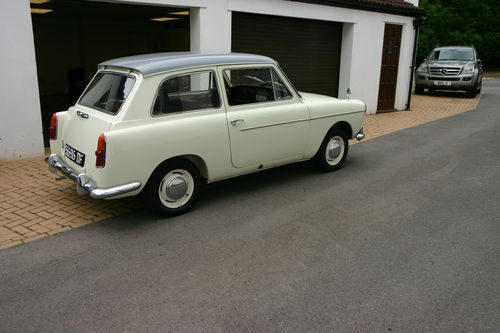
[147, 159, 201, 216]
[315, 128, 349, 172]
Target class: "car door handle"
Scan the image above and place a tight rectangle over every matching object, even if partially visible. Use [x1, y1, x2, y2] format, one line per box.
[230, 119, 244, 126]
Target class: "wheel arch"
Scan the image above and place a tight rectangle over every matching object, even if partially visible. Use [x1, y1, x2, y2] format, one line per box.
[143, 154, 208, 193]
[330, 121, 353, 139]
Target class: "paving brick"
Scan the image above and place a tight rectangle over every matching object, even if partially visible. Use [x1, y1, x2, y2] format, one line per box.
[22, 234, 46, 243]
[10, 225, 32, 235]
[0, 241, 22, 250]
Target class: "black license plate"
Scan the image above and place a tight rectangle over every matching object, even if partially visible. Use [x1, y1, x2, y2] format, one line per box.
[64, 143, 86, 167]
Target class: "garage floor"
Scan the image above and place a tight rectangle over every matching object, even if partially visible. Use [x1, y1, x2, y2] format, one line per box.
[0, 91, 482, 250]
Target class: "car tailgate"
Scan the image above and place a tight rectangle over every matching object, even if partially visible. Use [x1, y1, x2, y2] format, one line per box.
[59, 106, 113, 173]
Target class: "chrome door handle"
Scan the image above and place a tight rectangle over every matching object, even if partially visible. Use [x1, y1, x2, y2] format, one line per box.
[77, 111, 89, 119]
[230, 119, 244, 126]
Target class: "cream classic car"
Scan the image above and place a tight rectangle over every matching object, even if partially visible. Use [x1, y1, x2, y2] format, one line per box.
[47, 53, 365, 216]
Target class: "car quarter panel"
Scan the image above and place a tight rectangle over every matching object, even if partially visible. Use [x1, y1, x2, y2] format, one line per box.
[91, 109, 231, 194]
[300, 93, 365, 157]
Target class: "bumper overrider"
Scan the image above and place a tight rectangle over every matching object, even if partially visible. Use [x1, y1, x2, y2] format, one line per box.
[355, 127, 365, 141]
[45, 154, 141, 199]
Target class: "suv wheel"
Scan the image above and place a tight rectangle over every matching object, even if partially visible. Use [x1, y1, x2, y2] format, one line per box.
[466, 88, 477, 98]
[415, 86, 424, 94]
[476, 79, 482, 94]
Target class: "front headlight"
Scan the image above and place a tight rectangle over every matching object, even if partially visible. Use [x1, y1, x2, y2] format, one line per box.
[417, 64, 428, 73]
[463, 65, 474, 73]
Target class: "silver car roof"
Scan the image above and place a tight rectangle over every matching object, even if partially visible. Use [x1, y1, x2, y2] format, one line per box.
[99, 52, 277, 76]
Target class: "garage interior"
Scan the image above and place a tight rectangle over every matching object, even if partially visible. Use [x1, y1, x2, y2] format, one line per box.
[30, 0, 190, 145]
[232, 12, 343, 98]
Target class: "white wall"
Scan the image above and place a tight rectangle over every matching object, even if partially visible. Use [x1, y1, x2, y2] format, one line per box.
[0, 0, 44, 160]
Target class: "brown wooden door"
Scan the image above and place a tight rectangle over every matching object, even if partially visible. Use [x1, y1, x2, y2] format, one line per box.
[377, 24, 402, 112]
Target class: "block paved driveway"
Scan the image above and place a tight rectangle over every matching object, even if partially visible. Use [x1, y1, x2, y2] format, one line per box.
[0, 78, 499, 332]
[0, 89, 484, 249]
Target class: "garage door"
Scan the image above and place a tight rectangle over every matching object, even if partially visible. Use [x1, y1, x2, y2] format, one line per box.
[232, 12, 342, 97]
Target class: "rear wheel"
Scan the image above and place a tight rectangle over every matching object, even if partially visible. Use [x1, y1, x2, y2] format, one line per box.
[146, 159, 201, 216]
[314, 128, 349, 172]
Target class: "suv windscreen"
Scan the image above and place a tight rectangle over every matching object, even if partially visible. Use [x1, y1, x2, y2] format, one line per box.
[79, 72, 135, 114]
[429, 48, 474, 61]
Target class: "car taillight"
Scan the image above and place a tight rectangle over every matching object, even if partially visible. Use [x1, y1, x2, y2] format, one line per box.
[49, 113, 57, 140]
[95, 133, 106, 168]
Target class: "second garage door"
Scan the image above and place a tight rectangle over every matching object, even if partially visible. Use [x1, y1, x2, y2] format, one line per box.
[232, 12, 343, 97]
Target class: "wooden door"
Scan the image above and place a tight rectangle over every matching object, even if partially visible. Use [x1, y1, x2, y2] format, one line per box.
[377, 24, 402, 112]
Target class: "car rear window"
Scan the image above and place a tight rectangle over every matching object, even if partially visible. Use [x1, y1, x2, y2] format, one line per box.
[79, 72, 135, 114]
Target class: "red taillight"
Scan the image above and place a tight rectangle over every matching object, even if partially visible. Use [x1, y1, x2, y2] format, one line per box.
[49, 113, 57, 140]
[95, 133, 106, 168]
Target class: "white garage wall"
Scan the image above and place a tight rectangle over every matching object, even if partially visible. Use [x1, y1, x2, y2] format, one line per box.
[0, 0, 44, 160]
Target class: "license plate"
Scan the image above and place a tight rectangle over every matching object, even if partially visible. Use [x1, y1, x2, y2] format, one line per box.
[64, 143, 86, 167]
[434, 81, 452, 86]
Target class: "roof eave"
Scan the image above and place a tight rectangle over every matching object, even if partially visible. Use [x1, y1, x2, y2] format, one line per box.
[287, 0, 425, 18]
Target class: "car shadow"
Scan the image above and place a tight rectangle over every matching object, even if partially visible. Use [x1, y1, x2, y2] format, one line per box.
[98, 157, 357, 229]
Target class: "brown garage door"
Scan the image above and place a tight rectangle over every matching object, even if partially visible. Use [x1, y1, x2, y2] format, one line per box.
[232, 12, 342, 97]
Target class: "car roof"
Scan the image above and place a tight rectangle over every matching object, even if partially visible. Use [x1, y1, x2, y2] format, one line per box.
[99, 52, 277, 76]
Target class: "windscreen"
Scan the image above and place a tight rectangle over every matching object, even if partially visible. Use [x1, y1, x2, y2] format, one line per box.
[429, 49, 474, 61]
[79, 72, 135, 114]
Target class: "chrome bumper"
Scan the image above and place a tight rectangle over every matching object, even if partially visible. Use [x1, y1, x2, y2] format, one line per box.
[45, 154, 141, 199]
[355, 127, 365, 141]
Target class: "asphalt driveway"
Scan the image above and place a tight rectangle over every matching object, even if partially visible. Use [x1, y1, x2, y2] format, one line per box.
[1, 79, 499, 332]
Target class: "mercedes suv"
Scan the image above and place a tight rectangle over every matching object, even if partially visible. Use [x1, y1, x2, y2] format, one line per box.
[415, 46, 483, 98]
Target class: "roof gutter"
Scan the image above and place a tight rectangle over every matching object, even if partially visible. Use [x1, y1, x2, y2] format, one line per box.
[287, 0, 425, 17]
[406, 16, 426, 110]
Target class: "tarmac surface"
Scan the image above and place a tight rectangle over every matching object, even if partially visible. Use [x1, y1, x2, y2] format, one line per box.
[0, 79, 499, 332]
[0, 89, 482, 249]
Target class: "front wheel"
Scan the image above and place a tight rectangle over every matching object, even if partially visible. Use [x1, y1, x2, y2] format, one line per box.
[466, 88, 477, 98]
[314, 128, 349, 172]
[146, 159, 201, 216]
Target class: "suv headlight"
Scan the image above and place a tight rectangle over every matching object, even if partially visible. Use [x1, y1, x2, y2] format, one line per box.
[463, 65, 474, 73]
[417, 64, 428, 73]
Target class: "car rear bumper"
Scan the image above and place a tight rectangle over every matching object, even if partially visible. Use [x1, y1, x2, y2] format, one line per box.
[45, 154, 141, 199]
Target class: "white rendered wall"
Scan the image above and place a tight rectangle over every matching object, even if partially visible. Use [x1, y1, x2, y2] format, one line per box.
[0, 0, 44, 159]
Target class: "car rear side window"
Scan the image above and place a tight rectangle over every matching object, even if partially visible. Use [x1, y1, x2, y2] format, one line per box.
[223, 67, 292, 106]
[79, 73, 135, 114]
[152, 71, 220, 115]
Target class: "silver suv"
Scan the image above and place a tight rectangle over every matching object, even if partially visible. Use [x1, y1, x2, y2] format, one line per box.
[415, 46, 483, 98]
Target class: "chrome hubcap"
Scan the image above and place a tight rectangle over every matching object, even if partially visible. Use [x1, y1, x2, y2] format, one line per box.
[328, 141, 341, 160]
[159, 169, 194, 209]
[166, 177, 187, 200]
[325, 136, 344, 166]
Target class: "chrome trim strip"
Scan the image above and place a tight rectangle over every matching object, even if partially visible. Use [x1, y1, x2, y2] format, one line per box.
[310, 109, 365, 121]
[240, 118, 309, 131]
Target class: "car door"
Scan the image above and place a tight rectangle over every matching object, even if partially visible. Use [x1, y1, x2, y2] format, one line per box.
[219, 65, 310, 168]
